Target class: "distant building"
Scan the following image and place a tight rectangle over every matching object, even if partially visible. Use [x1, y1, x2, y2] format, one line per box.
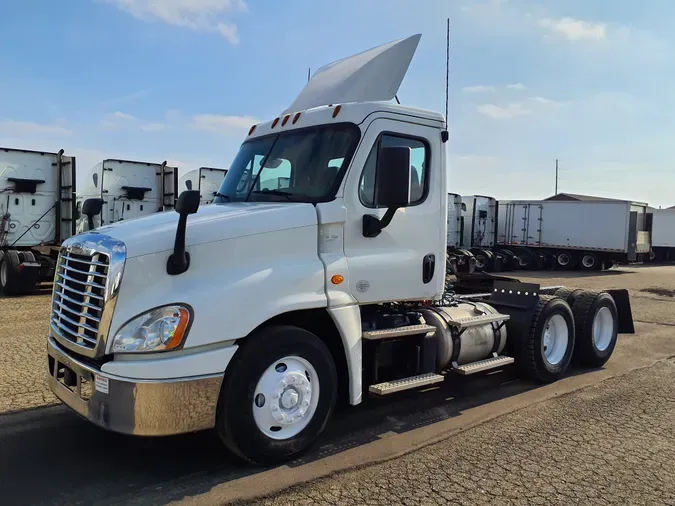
[544, 193, 626, 202]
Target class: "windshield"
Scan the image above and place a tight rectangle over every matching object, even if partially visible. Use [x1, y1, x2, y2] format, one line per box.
[214, 123, 360, 203]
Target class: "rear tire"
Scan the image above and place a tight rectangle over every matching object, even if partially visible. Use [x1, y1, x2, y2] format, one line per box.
[571, 291, 619, 368]
[215, 325, 337, 465]
[553, 287, 584, 306]
[0, 250, 21, 296]
[471, 249, 493, 271]
[513, 295, 575, 383]
[555, 250, 577, 270]
[516, 248, 536, 270]
[579, 252, 600, 271]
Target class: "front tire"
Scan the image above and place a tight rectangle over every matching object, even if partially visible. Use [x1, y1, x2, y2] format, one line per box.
[514, 295, 575, 383]
[216, 325, 337, 465]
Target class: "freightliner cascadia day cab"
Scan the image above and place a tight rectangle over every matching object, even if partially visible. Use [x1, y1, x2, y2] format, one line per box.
[178, 167, 229, 205]
[76, 158, 178, 233]
[47, 35, 634, 465]
[0, 147, 76, 295]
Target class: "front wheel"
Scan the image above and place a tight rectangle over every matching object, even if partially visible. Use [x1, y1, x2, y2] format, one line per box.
[216, 325, 337, 465]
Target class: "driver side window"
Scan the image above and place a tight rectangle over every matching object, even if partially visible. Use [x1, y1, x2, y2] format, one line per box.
[359, 134, 429, 208]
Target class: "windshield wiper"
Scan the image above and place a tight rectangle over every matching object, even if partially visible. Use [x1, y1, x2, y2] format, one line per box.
[214, 192, 231, 202]
[251, 189, 293, 200]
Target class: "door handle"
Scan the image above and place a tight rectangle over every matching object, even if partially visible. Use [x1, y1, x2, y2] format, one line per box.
[422, 254, 435, 284]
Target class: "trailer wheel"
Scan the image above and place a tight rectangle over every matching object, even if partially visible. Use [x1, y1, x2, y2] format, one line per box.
[216, 325, 337, 465]
[555, 251, 576, 270]
[471, 249, 493, 271]
[554, 287, 584, 306]
[499, 249, 519, 271]
[516, 248, 536, 270]
[579, 252, 600, 271]
[571, 291, 619, 368]
[0, 250, 21, 296]
[515, 295, 575, 383]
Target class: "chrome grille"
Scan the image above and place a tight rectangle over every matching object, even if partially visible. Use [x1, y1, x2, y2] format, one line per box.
[51, 251, 110, 350]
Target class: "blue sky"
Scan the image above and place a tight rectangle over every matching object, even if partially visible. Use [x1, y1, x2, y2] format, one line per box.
[1, 0, 674, 207]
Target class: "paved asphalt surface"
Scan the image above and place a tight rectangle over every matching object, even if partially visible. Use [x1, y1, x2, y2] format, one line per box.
[1, 266, 675, 505]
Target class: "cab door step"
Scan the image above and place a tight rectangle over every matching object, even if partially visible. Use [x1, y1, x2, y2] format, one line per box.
[369, 372, 444, 395]
[362, 324, 436, 341]
[452, 355, 514, 375]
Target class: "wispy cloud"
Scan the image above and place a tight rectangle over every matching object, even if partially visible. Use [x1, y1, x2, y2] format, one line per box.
[507, 83, 526, 90]
[476, 103, 532, 119]
[100, 111, 167, 132]
[462, 85, 496, 93]
[538, 17, 607, 41]
[0, 120, 72, 136]
[101, 89, 151, 107]
[190, 114, 259, 133]
[100, 0, 247, 44]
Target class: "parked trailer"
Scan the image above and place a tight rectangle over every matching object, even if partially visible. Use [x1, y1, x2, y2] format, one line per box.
[47, 34, 635, 466]
[460, 195, 522, 272]
[446, 193, 476, 274]
[178, 167, 228, 205]
[648, 208, 675, 262]
[497, 199, 651, 270]
[76, 159, 178, 232]
[0, 147, 76, 295]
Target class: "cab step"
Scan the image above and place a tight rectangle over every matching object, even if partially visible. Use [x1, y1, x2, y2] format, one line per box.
[448, 313, 510, 330]
[369, 373, 444, 395]
[362, 324, 436, 341]
[452, 355, 514, 375]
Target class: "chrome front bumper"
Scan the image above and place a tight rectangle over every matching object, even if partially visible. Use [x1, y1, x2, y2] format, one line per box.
[47, 337, 224, 436]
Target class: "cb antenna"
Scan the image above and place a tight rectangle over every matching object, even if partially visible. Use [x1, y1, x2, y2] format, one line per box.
[445, 17, 450, 130]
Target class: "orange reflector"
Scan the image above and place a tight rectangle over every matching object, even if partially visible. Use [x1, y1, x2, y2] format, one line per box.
[331, 274, 344, 285]
[292, 112, 301, 124]
[271, 117, 280, 128]
[282, 115, 290, 126]
[165, 307, 190, 350]
[332, 105, 342, 118]
[248, 124, 257, 136]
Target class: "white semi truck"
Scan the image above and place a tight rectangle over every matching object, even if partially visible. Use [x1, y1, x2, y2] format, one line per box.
[178, 167, 228, 205]
[0, 147, 76, 295]
[47, 35, 634, 465]
[76, 158, 178, 233]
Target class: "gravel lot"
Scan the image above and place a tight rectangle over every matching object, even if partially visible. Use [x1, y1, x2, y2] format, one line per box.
[250, 357, 675, 506]
[2, 265, 675, 505]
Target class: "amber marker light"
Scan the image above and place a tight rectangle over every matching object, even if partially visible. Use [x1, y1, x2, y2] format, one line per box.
[331, 274, 344, 285]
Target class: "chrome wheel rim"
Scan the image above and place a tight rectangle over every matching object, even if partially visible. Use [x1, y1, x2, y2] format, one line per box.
[252, 356, 320, 440]
[558, 253, 570, 266]
[592, 306, 614, 351]
[475, 255, 486, 269]
[542, 314, 569, 366]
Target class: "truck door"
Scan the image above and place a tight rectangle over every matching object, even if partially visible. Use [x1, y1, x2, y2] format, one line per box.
[343, 118, 445, 303]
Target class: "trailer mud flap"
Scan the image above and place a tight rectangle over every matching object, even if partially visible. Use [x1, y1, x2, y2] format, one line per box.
[606, 288, 635, 334]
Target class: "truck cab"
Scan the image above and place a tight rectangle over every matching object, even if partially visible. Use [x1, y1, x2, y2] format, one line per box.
[178, 167, 228, 205]
[47, 34, 631, 465]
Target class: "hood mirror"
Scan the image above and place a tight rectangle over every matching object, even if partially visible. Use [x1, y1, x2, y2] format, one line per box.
[167, 190, 201, 276]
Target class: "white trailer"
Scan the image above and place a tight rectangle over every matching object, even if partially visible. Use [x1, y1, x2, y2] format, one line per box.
[178, 167, 228, 205]
[0, 147, 76, 295]
[649, 209, 675, 261]
[47, 34, 635, 466]
[497, 199, 651, 270]
[76, 159, 177, 232]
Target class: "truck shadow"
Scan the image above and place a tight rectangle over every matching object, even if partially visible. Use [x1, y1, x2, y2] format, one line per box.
[0, 364, 601, 506]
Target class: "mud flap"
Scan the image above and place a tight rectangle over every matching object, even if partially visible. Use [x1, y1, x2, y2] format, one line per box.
[606, 288, 635, 334]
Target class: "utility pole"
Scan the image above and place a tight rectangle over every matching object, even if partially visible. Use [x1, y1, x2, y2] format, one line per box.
[555, 159, 559, 195]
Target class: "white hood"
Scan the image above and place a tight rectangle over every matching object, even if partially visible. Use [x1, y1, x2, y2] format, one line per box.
[92, 202, 318, 258]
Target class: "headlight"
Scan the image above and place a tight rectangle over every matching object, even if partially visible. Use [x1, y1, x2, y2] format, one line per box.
[111, 305, 191, 353]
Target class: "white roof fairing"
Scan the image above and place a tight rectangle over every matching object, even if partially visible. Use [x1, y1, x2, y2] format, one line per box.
[283, 34, 422, 114]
